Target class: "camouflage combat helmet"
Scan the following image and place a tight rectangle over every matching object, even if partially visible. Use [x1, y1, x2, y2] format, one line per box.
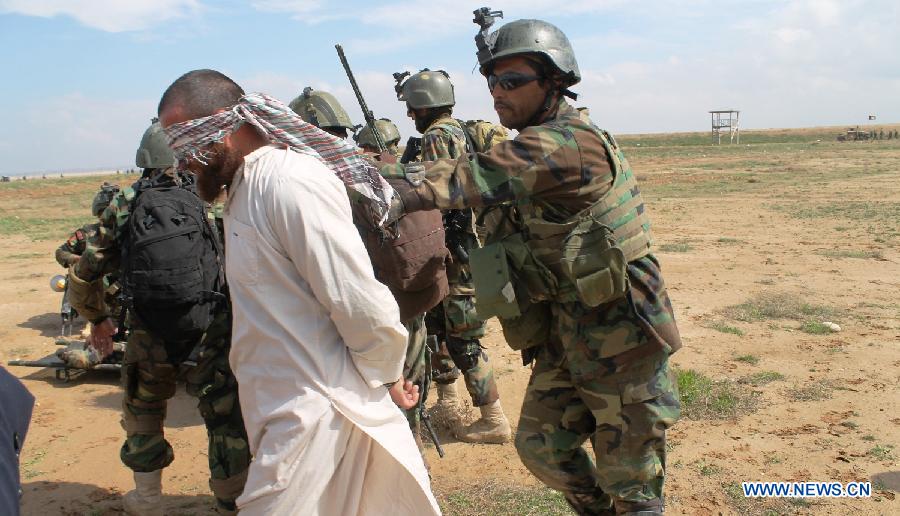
[135, 119, 175, 169]
[289, 87, 354, 131]
[356, 119, 401, 148]
[92, 182, 120, 217]
[395, 69, 455, 109]
[473, 7, 580, 87]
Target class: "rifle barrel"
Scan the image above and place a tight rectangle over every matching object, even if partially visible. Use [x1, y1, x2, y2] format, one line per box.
[335, 44, 387, 153]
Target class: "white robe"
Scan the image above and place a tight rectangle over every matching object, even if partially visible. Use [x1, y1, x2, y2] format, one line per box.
[223, 145, 440, 515]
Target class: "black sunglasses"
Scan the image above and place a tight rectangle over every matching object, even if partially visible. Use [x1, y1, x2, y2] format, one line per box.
[487, 72, 542, 92]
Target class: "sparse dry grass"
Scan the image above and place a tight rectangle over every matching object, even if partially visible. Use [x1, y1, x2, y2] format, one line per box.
[676, 369, 760, 420]
[722, 292, 836, 323]
[438, 481, 574, 516]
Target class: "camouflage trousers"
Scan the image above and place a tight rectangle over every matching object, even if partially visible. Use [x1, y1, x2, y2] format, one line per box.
[427, 292, 499, 407]
[515, 297, 680, 514]
[120, 313, 250, 508]
[401, 313, 428, 429]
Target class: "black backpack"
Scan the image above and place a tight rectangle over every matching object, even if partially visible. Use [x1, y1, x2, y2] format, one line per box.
[121, 171, 226, 346]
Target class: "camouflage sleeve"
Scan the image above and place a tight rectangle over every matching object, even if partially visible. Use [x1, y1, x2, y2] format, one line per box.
[75, 189, 132, 282]
[54, 229, 82, 268]
[70, 189, 133, 320]
[383, 124, 584, 211]
[420, 129, 454, 161]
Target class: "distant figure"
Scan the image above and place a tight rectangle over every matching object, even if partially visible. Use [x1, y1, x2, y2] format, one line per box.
[0, 366, 35, 516]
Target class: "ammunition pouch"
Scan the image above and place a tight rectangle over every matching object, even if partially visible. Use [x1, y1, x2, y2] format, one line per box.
[471, 215, 636, 352]
[65, 269, 109, 323]
[538, 214, 630, 308]
[470, 236, 554, 352]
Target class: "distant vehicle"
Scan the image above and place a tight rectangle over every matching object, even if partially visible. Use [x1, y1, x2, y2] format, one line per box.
[837, 126, 871, 142]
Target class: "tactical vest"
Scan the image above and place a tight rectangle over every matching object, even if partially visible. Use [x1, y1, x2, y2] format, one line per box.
[470, 119, 652, 351]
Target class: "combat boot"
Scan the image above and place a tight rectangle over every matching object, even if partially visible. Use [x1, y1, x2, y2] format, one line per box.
[455, 399, 511, 444]
[436, 382, 459, 411]
[123, 470, 163, 516]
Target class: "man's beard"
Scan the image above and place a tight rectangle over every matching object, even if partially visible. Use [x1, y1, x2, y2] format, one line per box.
[195, 150, 241, 202]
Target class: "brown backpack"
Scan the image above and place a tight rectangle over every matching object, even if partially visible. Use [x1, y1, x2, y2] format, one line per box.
[355, 207, 449, 321]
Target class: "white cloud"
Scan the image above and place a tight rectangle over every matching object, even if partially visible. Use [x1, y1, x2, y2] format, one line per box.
[0, 0, 201, 32]
[250, 0, 630, 54]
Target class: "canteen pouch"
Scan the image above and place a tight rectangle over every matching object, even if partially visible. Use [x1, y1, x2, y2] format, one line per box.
[470, 238, 553, 351]
[469, 242, 520, 320]
[498, 301, 552, 351]
[560, 216, 629, 308]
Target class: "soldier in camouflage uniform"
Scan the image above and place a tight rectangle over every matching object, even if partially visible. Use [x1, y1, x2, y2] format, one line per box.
[288, 87, 356, 139]
[356, 118, 402, 156]
[397, 68, 512, 444]
[55, 183, 120, 268]
[67, 120, 249, 516]
[380, 12, 681, 515]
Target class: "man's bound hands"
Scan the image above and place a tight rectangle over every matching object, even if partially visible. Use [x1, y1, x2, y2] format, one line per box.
[388, 378, 420, 410]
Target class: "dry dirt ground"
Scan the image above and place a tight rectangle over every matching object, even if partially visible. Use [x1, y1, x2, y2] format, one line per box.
[3, 126, 899, 515]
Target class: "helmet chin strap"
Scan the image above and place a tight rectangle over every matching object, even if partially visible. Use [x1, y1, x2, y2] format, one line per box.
[527, 87, 566, 127]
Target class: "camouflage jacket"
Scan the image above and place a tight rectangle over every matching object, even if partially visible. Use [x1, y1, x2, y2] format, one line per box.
[382, 99, 682, 355]
[55, 222, 99, 268]
[421, 115, 467, 162]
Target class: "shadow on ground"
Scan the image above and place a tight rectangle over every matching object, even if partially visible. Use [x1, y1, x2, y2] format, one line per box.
[17, 312, 85, 338]
[21, 480, 219, 515]
[15, 366, 204, 427]
[872, 471, 900, 492]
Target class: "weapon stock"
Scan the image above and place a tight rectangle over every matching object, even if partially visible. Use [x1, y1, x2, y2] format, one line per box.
[400, 136, 422, 165]
[335, 44, 387, 153]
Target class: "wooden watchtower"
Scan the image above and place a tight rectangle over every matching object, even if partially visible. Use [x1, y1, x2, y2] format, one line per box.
[709, 109, 740, 144]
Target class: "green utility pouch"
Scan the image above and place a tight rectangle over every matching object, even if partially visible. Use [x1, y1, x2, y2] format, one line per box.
[559, 216, 629, 308]
[498, 301, 551, 351]
[470, 237, 555, 351]
[470, 242, 520, 320]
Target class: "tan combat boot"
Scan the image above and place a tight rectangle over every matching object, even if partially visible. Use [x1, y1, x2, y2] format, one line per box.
[123, 470, 163, 516]
[455, 400, 512, 444]
[433, 382, 461, 429]
[436, 382, 459, 410]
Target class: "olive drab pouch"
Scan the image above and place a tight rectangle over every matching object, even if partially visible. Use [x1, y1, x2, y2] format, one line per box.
[560, 216, 629, 308]
[470, 236, 554, 351]
[469, 242, 520, 320]
[497, 301, 552, 351]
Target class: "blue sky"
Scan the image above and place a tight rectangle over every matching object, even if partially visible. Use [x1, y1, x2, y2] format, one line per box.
[0, 0, 897, 175]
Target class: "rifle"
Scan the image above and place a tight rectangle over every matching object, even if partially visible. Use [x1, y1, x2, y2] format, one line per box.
[400, 136, 422, 164]
[335, 44, 387, 153]
[420, 335, 445, 458]
[443, 209, 472, 264]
